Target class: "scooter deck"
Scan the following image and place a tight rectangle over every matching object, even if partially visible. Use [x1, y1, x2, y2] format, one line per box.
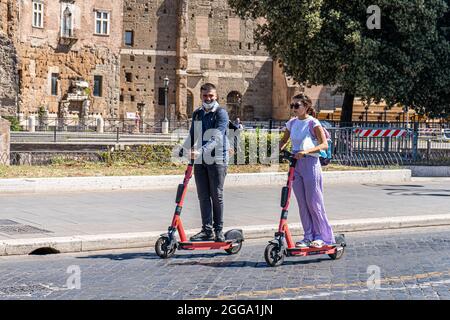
[178, 240, 234, 250]
[287, 245, 338, 257]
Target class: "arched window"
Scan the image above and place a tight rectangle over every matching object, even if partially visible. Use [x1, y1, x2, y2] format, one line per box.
[62, 7, 73, 37]
[186, 90, 194, 117]
[226, 91, 242, 121]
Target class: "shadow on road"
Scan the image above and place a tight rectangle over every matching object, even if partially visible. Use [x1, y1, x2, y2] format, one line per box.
[362, 184, 450, 197]
[166, 257, 328, 268]
[76, 251, 231, 261]
[76, 251, 330, 268]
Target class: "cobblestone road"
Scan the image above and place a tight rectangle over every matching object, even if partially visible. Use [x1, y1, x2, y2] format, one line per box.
[0, 226, 449, 300]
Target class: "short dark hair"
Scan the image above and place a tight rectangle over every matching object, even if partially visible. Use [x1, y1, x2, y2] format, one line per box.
[200, 83, 216, 92]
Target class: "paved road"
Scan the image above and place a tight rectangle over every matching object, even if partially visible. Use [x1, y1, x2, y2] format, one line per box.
[0, 178, 449, 240]
[0, 226, 449, 300]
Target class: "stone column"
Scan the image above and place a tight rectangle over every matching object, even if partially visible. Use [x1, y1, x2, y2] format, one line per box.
[176, 0, 189, 120]
[162, 120, 169, 134]
[97, 116, 104, 133]
[28, 116, 36, 132]
[60, 101, 70, 131]
[0, 117, 10, 165]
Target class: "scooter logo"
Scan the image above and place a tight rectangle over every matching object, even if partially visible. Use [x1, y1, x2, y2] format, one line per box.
[367, 265, 381, 290]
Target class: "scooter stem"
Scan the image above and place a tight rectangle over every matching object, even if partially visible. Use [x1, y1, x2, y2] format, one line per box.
[178, 164, 193, 207]
[169, 163, 193, 242]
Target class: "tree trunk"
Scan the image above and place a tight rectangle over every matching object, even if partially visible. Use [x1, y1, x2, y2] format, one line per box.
[340, 92, 355, 127]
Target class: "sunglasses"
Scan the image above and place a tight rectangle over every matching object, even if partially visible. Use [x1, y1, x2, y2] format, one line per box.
[290, 102, 304, 109]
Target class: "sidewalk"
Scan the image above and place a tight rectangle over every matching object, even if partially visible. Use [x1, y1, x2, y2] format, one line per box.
[1, 177, 449, 255]
[0, 169, 411, 194]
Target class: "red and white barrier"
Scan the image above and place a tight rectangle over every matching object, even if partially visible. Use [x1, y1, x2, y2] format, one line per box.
[418, 128, 440, 135]
[353, 128, 408, 137]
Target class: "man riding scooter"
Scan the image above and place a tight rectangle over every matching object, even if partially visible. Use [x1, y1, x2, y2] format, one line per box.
[181, 83, 230, 242]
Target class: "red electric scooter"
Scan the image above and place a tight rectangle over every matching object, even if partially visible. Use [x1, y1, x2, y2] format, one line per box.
[155, 159, 244, 259]
[264, 150, 346, 267]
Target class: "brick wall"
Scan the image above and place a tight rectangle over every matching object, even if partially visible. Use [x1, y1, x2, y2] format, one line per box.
[120, 0, 178, 121]
[185, 0, 273, 121]
[15, 0, 123, 117]
[0, 33, 18, 117]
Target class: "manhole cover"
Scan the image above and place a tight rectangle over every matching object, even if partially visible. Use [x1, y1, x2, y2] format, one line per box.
[0, 225, 52, 235]
[0, 220, 19, 225]
[0, 284, 50, 296]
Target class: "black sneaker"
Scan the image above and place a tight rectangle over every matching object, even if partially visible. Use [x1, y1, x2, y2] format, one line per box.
[215, 230, 225, 242]
[190, 230, 214, 241]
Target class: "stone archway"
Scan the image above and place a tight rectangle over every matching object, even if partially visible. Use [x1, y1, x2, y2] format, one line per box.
[226, 91, 242, 121]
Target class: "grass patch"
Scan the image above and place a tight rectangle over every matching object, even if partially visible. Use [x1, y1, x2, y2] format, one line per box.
[0, 162, 400, 179]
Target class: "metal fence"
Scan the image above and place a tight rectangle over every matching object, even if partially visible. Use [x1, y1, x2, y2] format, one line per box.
[3, 149, 176, 166]
[13, 116, 449, 132]
[19, 117, 192, 134]
[3, 119, 449, 167]
[328, 127, 450, 167]
[324, 120, 449, 130]
[7, 151, 104, 166]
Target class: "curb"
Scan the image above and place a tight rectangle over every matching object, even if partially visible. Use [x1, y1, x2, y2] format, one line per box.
[0, 169, 411, 194]
[1, 214, 449, 256]
[407, 166, 450, 177]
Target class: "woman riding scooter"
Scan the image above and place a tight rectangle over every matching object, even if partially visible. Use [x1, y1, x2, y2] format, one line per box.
[279, 94, 335, 248]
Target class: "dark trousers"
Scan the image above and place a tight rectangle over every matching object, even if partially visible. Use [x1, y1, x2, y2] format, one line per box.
[194, 163, 227, 232]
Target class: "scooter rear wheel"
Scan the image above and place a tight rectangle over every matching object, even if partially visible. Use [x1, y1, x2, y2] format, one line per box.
[225, 241, 242, 255]
[264, 243, 285, 267]
[155, 236, 176, 259]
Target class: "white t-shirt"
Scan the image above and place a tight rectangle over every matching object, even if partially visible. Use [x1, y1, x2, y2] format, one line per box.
[285, 117, 321, 156]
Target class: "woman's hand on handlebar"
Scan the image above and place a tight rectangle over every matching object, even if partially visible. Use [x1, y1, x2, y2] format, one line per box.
[294, 151, 307, 160]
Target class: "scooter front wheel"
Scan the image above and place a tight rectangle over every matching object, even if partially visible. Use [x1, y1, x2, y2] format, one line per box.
[328, 247, 345, 260]
[155, 236, 176, 259]
[264, 243, 285, 267]
[225, 241, 242, 255]
[329, 235, 346, 260]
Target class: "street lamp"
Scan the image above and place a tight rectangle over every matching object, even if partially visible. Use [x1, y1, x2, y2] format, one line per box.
[405, 105, 409, 128]
[164, 76, 169, 121]
[162, 76, 169, 134]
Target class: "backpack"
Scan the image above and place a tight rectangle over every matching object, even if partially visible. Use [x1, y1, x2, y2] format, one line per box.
[193, 107, 242, 154]
[308, 120, 332, 166]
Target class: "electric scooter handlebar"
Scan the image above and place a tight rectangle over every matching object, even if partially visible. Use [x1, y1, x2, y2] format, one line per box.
[178, 147, 195, 165]
[280, 150, 295, 162]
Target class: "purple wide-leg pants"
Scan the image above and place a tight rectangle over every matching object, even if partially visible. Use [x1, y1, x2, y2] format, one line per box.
[292, 156, 335, 244]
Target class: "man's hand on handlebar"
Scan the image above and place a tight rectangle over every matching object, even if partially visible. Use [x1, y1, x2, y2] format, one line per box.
[178, 147, 200, 161]
[190, 150, 200, 160]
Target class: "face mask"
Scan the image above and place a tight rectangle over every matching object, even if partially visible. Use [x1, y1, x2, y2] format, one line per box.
[202, 100, 218, 110]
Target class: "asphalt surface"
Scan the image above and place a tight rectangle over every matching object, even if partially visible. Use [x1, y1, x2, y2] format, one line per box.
[0, 178, 449, 239]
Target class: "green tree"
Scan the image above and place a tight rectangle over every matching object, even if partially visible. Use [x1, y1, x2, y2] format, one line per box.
[228, 0, 450, 122]
[2, 116, 21, 131]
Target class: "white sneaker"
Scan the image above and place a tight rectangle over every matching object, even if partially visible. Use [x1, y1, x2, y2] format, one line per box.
[310, 239, 325, 248]
[295, 239, 311, 248]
